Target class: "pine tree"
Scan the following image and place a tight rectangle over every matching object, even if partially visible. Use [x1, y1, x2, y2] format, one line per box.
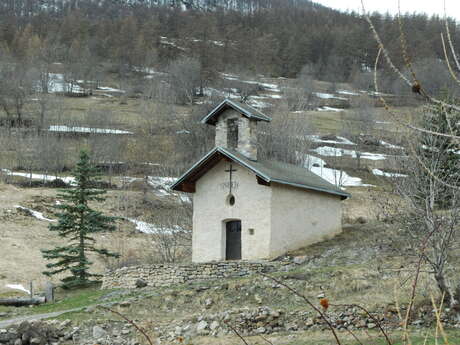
[42, 150, 119, 288]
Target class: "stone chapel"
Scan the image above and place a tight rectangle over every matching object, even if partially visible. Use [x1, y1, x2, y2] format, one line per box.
[171, 99, 350, 262]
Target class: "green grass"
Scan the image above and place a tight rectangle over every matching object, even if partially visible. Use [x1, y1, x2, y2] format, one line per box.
[0, 286, 123, 320]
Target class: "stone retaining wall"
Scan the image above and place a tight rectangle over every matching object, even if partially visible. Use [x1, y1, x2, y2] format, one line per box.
[101, 261, 278, 289]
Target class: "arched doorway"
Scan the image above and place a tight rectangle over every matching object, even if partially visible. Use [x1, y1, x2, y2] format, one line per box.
[225, 220, 241, 260]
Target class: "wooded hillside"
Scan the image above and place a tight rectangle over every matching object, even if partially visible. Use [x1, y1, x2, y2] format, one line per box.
[1, 0, 458, 82]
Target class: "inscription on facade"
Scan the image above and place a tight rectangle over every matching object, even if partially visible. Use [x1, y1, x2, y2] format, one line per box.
[220, 181, 239, 190]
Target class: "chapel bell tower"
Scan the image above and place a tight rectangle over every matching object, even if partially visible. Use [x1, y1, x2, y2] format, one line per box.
[201, 99, 271, 161]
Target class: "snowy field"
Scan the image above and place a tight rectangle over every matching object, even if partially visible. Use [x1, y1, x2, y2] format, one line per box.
[307, 135, 356, 145]
[311, 146, 388, 161]
[48, 125, 133, 135]
[1, 169, 76, 185]
[126, 218, 185, 235]
[304, 154, 371, 188]
[372, 168, 407, 178]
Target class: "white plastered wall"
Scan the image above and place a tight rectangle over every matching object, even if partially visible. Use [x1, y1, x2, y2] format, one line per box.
[192, 160, 272, 262]
[269, 183, 342, 258]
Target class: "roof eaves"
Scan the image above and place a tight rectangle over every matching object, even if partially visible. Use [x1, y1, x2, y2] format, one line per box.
[270, 178, 351, 199]
[225, 99, 271, 122]
[201, 99, 227, 124]
[170, 147, 220, 191]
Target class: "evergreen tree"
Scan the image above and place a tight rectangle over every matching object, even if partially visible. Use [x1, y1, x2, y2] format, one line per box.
[42, 151, 119, 288]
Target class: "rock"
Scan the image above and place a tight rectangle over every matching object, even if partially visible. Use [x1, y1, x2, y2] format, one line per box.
[85, 306, 96, 313]
[59, 320, 71, 330]
[92, 326, 107, 339]
[14, 339, 22, 345]
[293, 256, 307, 265]
[120, 301, 131, 308]
[30, 338, 41, 345]
[204, 298, 213, 308]
[135, 279, 148, 288]
[367, 323, 377, 329]
[256, 327, 266, 334]
[356, 320, 367, 328]
[209, 321, 219, 331]
[0, 330, 13, 343]
[357, 216, 367, 224]
[254, 294, 262, 304]
[196, 321, 208, 335]
[270, 310, 280, 318]
[121, 329, 130, 335]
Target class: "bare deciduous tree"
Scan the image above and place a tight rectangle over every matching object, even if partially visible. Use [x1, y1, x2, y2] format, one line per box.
[167, 57, 201, 105]
[382, 114, 460, 310]
[258, 102, 315, 166]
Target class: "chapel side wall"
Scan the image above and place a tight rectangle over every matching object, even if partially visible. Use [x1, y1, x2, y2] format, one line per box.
[192, 160, 272, 262]
[269, 184, 342, 258]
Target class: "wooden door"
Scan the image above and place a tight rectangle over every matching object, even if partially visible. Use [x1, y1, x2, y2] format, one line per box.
[226, 220, 241, 260]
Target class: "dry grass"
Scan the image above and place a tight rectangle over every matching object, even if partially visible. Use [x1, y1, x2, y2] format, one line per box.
[0, 182, 169, 293]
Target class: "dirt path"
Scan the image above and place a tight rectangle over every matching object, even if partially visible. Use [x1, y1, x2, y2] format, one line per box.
[0, 307, 83, 328]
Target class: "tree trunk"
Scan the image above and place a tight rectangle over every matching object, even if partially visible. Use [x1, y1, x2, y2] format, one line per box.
[435, 272, 454, 306]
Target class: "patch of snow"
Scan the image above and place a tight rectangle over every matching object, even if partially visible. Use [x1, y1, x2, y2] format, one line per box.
[46, 73, 85, 94]
[259, 93, 283, 99]
[160, 36, 187, 51]
[337, 90, 360, 96]
[380, 140, 404, 150]
[304, 154, 370, 187]
[316, 106, 344, 112]
[376, 121, 391, 125]
[220, 73, 281, 92]
[190, 38, 225, 47]
[258, 82, 281, 92]
[15, 205, 56, 222]
[372, 168, 407, 178]
[96, 86, 125, 93]
[134, 67, 168, 76]
[203, 87, 239, 99]
[126, 218, 184, 235]
[312, 146, 387, 161]
[100, 93, 114, 98]
[5, 284, 30, 295]
[247, 99, 271, 109]
[48, 125, 132, 135]
[147, 176, 176, 197]
[366, 90, 392, 96]
[1, 169, 76, 185]
[307, 135, 356, 145]
[314, 92, 347, 101]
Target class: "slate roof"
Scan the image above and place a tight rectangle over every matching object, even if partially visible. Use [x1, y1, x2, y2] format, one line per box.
[201, 99, 272, 125]
[171, 147, 350, 199]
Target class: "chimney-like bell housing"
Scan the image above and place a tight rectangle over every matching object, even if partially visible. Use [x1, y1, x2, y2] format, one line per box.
[201, 99, 271, 161]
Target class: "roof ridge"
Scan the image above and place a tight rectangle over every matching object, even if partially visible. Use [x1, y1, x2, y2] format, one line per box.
[201, 98, 271, 125]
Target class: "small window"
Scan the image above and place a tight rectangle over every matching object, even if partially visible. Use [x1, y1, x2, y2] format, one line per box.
[227, 119, 238, 149]
[248, 228, 255, 235]
[226, 194, 236, 206]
